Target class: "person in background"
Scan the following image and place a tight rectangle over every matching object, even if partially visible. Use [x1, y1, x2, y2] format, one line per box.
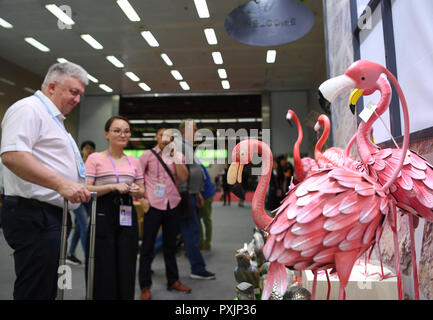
[0, 62, 90, 300]
[85, 116, 144, 300]
[174, 119, 215, 280]
[222, 165, 231, 206]
[266, 159, 282, 212]
[138, 127, 191, 300]
[198, 164, 215, 250]
[66, 140, 95, 265]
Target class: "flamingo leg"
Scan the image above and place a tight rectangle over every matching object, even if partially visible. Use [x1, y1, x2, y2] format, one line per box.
[335, 250, 358, 301]
[325, 269, 331, 300]
[311, 271, 317, 300]
[408, 214, 420, 300]
[389, 200, 403, 300]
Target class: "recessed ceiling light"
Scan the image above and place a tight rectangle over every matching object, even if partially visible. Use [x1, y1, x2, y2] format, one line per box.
[212, 52, 223, 65]
[87, 74, 99, 83]
[125, 72, 140, 82]
[0, 17, 13, 29]
[217, 68, 227, 79]
[160, 53, 173, 66]
[171, 70, 183, 81]
[99, 84, 113, 93]
[138, 82, 151, 92]
[45, 4, 75, 26]
[24, 37, 50, 52]
[141, 31, 159, 47]
[80, 34, 103, 50]
[23, 87, 36, 94]
[266, 50, 277, 63]
[106, 55, 124, 68]
[0, 77, 15, 85]
[57, 58, 68, 63]
[221, 80, 230, 89]
[179, 81, 190, 91]
[116, 0, 141, 22]
[193, 0, 210, 18]
[204, 28, 217, 45]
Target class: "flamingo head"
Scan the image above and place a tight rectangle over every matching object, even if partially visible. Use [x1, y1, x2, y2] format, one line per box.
[286, 109, 295, 127]
[349, 75, 389, 114]
[314, 114, 329, 132]
[318, 60, 386, 114]
[227, 139, 254, 185]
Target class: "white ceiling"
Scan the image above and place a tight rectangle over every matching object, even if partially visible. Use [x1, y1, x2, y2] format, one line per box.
[0, 0, 327, 96]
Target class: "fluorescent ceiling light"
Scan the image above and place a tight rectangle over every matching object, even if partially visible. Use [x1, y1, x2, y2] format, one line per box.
[179, 81, 190, 91]
[141, 31, 159, 47]
[160, 53, 173, 66]
[147, 120, 164, 124]
[99, 84, 113, 93]
[87, 74, 99, 83]
[24, 87, 36, 94]
[106, 55, 124, 68]
[0, 77, 15, 85]
[193, 0, 210, 18]
[57, 58, 68, 63]
[125, 72, 140, 82]
[142, 132, 156, 136]
[24, 37, 50, 52]
[165, 119, 182, 123]
[204, 28, 217, 45]
[116, 0, 141, 22]
[217, 68, 227, 79]
[130, 120, 146, 124]
[45, 4, 75, 26]
[170, 70, 183, 81]
[238, 118, 257, 123]
[201, 119, 218, 123]
[212, 52, 223, 65]
[80, 34, 103, 50]
[219, 118, 237, 123]
[0, 17, 13, 29]
[221, 80, 230, 89]
[138, 82, 151, 91]
[266, 50, 276, 63]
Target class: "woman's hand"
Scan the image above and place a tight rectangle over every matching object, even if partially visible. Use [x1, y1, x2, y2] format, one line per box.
[112, 183, 130, 194]
[128, 183, 144, 198]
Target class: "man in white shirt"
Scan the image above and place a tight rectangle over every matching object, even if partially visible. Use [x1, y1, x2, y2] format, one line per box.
[0, 62, 91, 300]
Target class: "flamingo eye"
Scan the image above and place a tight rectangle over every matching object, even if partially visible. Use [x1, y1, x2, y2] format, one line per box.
[361, 77, 366, 81]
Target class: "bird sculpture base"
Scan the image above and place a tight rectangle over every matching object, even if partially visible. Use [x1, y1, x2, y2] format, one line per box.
[302, 261, 398, 300]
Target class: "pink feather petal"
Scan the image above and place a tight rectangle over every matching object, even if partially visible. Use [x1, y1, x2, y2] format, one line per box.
[294, 261, 311, 271]
[362, 214, 384, 245]
[407, 167, 426, 180]
[277, 250, 300, 265]
[339, 192, 360, 214]
[283, 230, 296, 249]
[409, 153, 428, 171]
[275, 230, 286, 242]
[397, 171, 414, 191]
[296, 193, 315, 207]
[346, 222, 369, 241]
[269, 240, 286, 262]
[262, 234, 276, 259]
[376, 148, 393, 159]
[290, 230, 327, 252]
[301, 245, 323, 258]
[296, 197, 327, 224]
[338, 239, 362, 251]
[414, 183, 433, 209]
[324, 211, 360, 232]
[269, 214, 295, 235]
[313, 247, 339, 264]
[323, 192, 350, 217]
[359, 200, 381, 224]
[322, 226, 351, 247]
[291, 216, 326, 236]
[373, 158, 386, 171]
[355, 182, 376, 197]
[423, 168, 433, 190]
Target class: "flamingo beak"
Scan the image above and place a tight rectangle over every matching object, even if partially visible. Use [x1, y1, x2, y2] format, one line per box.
[349, 89, 364, 115]
[314, 121, 320, 132]
[227, 163, 244, 184]
[286, 111, 293, 127]
[318, 75, 356, 114]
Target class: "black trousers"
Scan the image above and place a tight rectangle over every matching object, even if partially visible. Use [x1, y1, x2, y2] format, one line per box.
[85, 192, 138, 300]
[1, 196, 71, 300]
[138, 203, 180, 289]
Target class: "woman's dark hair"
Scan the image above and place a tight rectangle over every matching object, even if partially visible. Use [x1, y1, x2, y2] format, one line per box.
[104, 115, 130, 132]
[80, 140, 96, 151]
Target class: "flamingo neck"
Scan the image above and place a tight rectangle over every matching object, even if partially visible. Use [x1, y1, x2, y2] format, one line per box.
[357, 77, 391, 164]
[314, 116, 331, 162]
[291, 112, 306, 182]
[250, 140, 274, 230]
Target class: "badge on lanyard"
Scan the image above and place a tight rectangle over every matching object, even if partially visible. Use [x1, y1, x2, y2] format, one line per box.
[154, 183, 166, 198]
[119, 205, 133, 226]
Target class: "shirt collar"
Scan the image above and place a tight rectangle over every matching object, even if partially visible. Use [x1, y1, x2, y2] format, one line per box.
[35, 90, 66, 122]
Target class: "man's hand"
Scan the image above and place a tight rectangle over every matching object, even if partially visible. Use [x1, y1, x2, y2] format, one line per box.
[57, 181, 91, 203]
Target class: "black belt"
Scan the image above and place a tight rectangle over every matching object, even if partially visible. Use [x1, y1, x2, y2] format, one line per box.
[3, 196, 62, 213]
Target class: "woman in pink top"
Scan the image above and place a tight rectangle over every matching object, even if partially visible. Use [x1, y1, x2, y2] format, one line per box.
[85, 116, 144, 300]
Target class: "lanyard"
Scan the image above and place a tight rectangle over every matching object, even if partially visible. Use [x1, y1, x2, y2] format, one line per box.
[107, 150, 135, 183]
[34, 93, 86, 178]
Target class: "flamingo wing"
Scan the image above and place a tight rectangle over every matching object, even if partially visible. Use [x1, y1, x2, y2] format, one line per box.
[370, 148, 433, 221]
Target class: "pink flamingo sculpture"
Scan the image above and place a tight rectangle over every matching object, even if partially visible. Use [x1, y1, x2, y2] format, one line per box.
[286, 109, 317, 183]
[346, 76, 433, 299]
[227, 60, 411, 300]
